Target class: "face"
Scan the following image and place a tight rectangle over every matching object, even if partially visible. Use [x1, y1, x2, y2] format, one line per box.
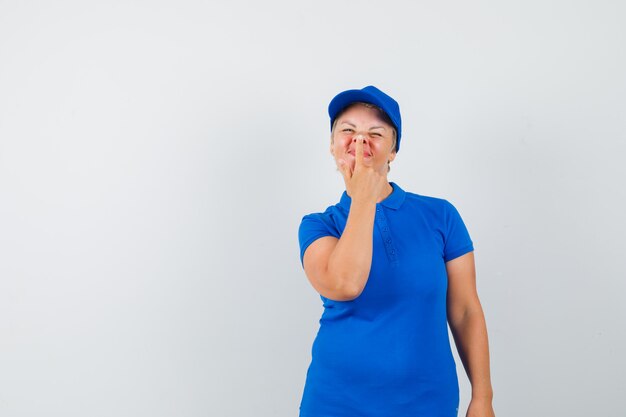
[330, 103, 397, 174]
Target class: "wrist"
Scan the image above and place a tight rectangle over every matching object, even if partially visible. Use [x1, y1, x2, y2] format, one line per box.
[471, 389, 493, 401]
[349, 197, 378, 210]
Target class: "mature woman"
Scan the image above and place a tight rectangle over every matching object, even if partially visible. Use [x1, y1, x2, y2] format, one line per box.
[297, 86, 495, 417]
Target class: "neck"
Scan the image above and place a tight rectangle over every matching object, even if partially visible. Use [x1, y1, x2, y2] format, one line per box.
[377, 182, 393, 203]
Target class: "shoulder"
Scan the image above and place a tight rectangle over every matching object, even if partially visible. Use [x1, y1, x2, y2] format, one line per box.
[298, 204, 344, 266]
[401, 189, 455, 216]
[299, 204, 339, 226]
[298, 202, 345, 239]
[403, 190, 449, 206]
[398, 188, 469, 231]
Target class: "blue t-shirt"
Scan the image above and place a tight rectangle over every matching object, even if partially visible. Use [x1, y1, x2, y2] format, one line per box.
[297, 182, 474, 417]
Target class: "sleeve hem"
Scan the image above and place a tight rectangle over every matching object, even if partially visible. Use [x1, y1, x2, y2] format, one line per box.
[444, 244, 474, 263]
[300, 233, 337, 267]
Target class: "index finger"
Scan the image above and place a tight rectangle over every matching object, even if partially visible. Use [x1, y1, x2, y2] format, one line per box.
[354, 137, 364, 169]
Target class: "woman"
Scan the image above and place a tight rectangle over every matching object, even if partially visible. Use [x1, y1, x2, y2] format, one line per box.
[297, 86, 495, 417]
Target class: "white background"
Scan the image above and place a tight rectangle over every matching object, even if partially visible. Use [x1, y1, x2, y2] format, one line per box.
[1, 1, 625, 416]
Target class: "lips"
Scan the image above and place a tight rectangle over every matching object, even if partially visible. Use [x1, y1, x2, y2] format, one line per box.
[348, 150, 372, 157]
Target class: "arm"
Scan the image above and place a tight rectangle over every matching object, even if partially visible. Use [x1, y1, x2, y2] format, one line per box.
[302, 138, 386, 301]
[302, 200, 376, 300]
[446, 251, 495, 415]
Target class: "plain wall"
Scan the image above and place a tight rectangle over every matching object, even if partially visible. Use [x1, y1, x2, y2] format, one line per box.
[1, 1, 625, 416]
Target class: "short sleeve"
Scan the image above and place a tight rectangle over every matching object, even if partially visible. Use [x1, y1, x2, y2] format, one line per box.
[443, 200, 474, 262]
[298, 213, 340, 268]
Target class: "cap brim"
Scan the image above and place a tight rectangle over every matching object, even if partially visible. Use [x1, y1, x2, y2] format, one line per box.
[328, 89, 389, 125]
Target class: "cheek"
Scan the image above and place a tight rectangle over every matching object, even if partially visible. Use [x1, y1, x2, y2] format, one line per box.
[332, 137, 350, 152]
[371, 142, 386, 154]
[375, 140, 394, 153]
[337, 135, 351, 146]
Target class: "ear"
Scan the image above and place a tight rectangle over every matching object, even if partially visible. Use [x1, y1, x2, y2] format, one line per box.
[329, 137, 334, 156]
[388, 150, 397, 163]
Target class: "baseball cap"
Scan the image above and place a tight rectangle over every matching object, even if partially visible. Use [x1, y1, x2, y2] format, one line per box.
[328, 85, 402, 152]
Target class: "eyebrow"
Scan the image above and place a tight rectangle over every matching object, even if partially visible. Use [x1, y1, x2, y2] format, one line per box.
[339, 121, 387, 130]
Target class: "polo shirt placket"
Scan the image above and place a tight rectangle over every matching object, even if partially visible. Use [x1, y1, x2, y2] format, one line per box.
[375, 205, 399, 267]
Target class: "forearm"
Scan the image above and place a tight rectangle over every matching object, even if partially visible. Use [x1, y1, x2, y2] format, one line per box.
[450, 308, 494, 400]
[327, 200, 376, 296]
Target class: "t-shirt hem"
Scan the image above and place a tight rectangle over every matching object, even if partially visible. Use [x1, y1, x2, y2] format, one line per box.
[300, 412, 458, 417]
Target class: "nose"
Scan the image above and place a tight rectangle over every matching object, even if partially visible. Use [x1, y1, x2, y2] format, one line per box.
[350, 134, 371, 155]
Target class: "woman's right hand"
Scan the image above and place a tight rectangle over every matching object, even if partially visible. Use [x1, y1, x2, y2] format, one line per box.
[336, 137, 388, 205]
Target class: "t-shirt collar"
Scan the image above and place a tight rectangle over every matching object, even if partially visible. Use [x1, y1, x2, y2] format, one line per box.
[338, 181, 406, 211]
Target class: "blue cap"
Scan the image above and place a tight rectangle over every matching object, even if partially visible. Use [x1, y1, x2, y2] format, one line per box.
[328, 85, 402, 152]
